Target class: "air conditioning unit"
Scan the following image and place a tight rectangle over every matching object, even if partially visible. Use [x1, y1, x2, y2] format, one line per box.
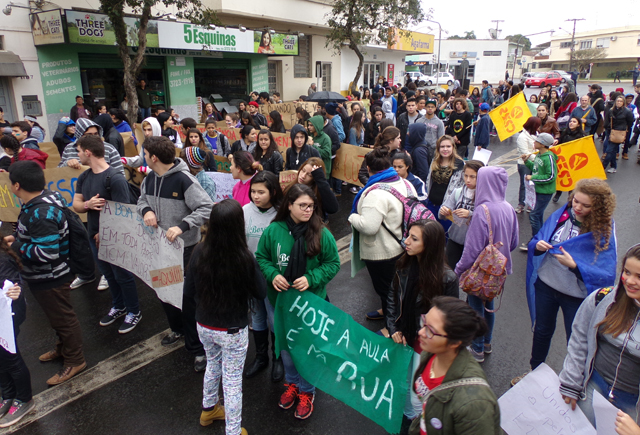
[610, 36, 617, 41]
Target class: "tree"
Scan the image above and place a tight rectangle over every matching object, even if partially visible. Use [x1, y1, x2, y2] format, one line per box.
[325, 0, 423, 93]
[505, 34, 532, 52]
[449, 31, 476, 40]
[99, 0, 217, 122]
[570, 48, 607, 72]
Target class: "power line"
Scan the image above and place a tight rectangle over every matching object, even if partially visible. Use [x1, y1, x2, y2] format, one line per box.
[566, 18, 585, 71]
[490, 20, 504, 39]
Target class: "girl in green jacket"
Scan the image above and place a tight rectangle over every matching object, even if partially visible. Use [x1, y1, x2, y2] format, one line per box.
[255, 184, 340, 421]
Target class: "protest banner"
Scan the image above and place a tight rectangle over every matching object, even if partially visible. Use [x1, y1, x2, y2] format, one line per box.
[121, 132, 137, 158]
[39, 142, 60, 168]
[550, 136, 606, 191]
[258, 101, 318, 130]
[134, 124, 145, 149]
[0, 166, 87, 222]
[279, 170, 298, 191]
[331, 143, 368, 187]
[488, 93, 532, 141]
[274, 290, 413, 433]
[0, 280, 16, 354]
[205, 172, 238, 202]
[213, 155, 231, 173]
[98, 200, 185, 309]
[498, 363, 596, 435]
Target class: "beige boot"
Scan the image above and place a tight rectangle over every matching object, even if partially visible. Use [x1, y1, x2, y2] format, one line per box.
[200, 403, 225, 426]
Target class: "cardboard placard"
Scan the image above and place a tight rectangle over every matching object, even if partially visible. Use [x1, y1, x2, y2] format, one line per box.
[121, 132, 137, 158]
[279, 170, 298, 191]
[330, 143, 369, 187]
[39, 142, 61, 169]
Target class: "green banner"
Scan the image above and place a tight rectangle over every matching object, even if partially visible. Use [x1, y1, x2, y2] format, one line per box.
[274, 290, 413, 434]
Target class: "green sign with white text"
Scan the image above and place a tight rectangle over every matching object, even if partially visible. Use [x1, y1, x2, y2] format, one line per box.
[274, 290, 412, 434]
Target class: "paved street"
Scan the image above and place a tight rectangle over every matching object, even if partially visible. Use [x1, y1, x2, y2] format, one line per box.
[5, 91, 639, 434]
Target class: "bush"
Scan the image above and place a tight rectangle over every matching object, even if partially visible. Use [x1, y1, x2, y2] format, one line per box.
[606, 71, 632, 79]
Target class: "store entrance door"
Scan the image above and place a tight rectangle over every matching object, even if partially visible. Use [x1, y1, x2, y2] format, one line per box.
[363, 63, 384, 89]
[0, 78, 16, 123]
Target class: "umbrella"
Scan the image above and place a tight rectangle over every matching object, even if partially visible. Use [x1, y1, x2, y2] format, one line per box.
[307, 91, 348, 103]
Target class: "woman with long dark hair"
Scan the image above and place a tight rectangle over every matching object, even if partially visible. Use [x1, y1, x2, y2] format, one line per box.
[240, 112, 259, 130]
[294, 157, 338, 216]
[269, 111, 286, 133]
[230, 151, 263, 207]
[295, 107, 311, 126]
[386, 220, 458, 423]
[255, 184, 340, 420]
[555, 92, 579, 130]
[185, 200, 267, 434]
[252, 130, 283, 175]
[230, 125, 258, 155]
[348, 111, 365, 146]
[603, 95, 634, 174]
[0, 135, 48, 170]
[358, 126, 401, 186]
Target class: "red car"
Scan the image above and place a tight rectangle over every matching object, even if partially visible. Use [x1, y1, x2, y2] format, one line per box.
[525, 72, 563, 88]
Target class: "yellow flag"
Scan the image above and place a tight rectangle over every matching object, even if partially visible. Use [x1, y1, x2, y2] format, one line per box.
[550, 135, 607, 191]
[488, 93, 532, 141]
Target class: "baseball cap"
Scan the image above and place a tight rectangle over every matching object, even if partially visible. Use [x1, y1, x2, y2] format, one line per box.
[535, 133, 555, 148]
[424, 99, 437, 107]
[480, 103, 491, 111]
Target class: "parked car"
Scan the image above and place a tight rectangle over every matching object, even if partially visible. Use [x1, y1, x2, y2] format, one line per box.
[552, 70, 572, 83]
[424, 72, 455, 86]
[520, 72, 534, 82]
[524, 72, 564, 88]
[406, 71, 429, 86]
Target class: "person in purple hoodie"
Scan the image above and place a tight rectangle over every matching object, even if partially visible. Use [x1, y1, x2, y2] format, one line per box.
[454, 166, 519, 363]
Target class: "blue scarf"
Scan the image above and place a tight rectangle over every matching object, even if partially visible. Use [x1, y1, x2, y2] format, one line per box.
[525, 204, 617, 326]
[351, 167, 400, 214]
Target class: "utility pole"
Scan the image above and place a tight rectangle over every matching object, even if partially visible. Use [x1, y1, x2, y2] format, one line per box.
[490, 20, 504, 39]
[566, 18, 584, 71]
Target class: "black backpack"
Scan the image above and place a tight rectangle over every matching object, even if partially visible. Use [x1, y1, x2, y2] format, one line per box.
[50, 204, 94, 278]
[105, 171, 140, 205]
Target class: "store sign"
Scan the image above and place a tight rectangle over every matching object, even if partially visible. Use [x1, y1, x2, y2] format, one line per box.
[254, 30, 298, 55]
[387, 64, 394, 81]
[251, 57, 269, 93]
[39, 54, 82, 109]
[31, 10, 65, 45]
[387, 28, 434, 53]
[65, 10, 159, 47]
[450, 51, 477, 59]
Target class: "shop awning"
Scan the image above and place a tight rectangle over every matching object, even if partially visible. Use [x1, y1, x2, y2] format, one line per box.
[0, 52, 28, 77]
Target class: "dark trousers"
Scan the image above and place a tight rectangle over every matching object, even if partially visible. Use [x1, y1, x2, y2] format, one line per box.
[364, 254, 402, 318]
[91, 241, 139, 314]
[31, 283, 85, 367]
[160, 244, 204, 356]
[530, 278, 583, 369]
[0, 327, 32, 403]
[517, 164, 531, 206]
[446, 240, 465, 270]
[529, 193, 553, 238]
[602, 136, 620, 170]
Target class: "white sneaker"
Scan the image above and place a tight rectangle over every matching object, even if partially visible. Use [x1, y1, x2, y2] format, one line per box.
[519, 243, 528, 252]
[606, 168, 617, 173]
[97, 276, 109, 291]
[69, 276, 96, 289]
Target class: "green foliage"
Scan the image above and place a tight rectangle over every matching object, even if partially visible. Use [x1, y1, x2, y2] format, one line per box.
[449, 31, 476, 40]
[505, 34, 532, 51]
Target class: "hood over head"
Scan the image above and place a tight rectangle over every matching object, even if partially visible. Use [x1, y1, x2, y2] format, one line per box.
[308, 116, 325, 137]
[407, 123, 427, 150]
[93, 113, 116, 137]
[74, 118, 103, 139]
[475, 166, 508, 205]
[142, 117, 162, 137]
[290, 124, 308, 143]
[157, 112, 172, 128]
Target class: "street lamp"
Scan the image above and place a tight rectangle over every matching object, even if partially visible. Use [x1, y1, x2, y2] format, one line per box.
[511, 30, 554, 81]
[425, 19, 443, 87]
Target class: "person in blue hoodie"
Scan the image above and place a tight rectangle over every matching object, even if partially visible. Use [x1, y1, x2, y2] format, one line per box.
[474, 103, 493, 151]
[324, 103, 345, 142]
[407, 123, 431, 183]
[52, 117, 76, 156]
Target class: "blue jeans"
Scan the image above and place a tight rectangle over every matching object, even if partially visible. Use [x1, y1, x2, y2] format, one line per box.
[579, 370, 638, 426]
[330, 176, 342, 195]
[91, 240, 140, 314]
[517, 164, 531, 206]
[265, 297, 315, 393]
[529, 193, 553, 238]
[530, 278, 583, 369]
[139, 107, 151, 120]
[467, 295, 494, 353]
[602, 136, 619, 170]
[250, 297, 268, 331]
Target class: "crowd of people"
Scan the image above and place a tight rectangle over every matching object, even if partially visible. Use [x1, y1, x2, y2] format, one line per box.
[0, 75, 638, 435]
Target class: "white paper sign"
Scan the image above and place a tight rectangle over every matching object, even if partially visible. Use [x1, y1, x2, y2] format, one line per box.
[98, 201, 185, 309]
[592, 390, 619, 435]
[206, 172, 239, 203]
[499, 363, 596, 435]
[0, 280, 16, 354]
[525, 180, 537, 209]
[472, 147, 492, 165]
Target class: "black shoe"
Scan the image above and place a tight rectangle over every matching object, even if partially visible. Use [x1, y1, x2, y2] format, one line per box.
[161, 331, 183, 346]
[194, 355, 206, 372]
[271, 331, 285, 383]
[552, 192, 561, 203]
[245, 330, 269, 378]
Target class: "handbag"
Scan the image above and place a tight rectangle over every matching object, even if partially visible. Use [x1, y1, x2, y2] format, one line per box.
[609, 116, 627, 144]
[459, 204, 507, 310]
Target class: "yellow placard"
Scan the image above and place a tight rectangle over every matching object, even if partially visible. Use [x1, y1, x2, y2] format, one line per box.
[488, 93, 533, 141]
[387, 28, 434, 53]
[550, 136, 607, 192]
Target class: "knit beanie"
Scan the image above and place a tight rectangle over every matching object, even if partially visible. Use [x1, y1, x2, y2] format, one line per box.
[184, 146, 206, 168]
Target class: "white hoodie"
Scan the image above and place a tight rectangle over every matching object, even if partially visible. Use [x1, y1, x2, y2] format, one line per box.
[123, 116, 161, 168]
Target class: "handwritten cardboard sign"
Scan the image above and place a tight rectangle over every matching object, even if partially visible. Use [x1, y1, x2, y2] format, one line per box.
[98, 200, 185, 309]
[121, 132, 137, 158]
[279, 170, 298, 191]
[330, 143, 368, 187]
[39, 142, 60, 168]
[205, 172, 239, 202]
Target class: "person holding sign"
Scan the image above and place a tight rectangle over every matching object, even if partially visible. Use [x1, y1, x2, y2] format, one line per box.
[255, 184, 340, 420]
[386, 220, 459, 423]
[409, 296, 501, 435]
[184, 200, 267, 434]
[0, 239, 33, 428]
[552, 117, 587, 204]
[559, 244, 640, 426]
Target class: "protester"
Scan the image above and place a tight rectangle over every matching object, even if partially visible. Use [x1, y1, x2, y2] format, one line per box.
[185, 200, 266, 435]
[229, 151, 262, 207]
[409, 296, 501, 435]
[10, 122, 39, 150]
[349, 146, 417, 322]
[255, 184, 340, 420]
[559, 244, 640, 426]
[184, 128, 217, 172]
[241, 112, 260, 130]
[397, 98, 423, 148]
[306, 116, 332, 175]
[0, 107, 10, 128]
[94, 113, 125, 156]
[439, 160, 484, 269]
[200, 103, 222, 123]
[603, 95, 634, 174]
[0, 135, 48, 170]
[70, 96, 91, 122]
[552, 118, 587, 204]
[72, 135, 142, 334]
[157, 112, 182, 147]
[52, 117, 76, 156]
[295, 107, 311, 126]
[180, 147, 217, 202]
[392, 153, 427, 205]
[285, 125, 320, 171]
[386, 220, 459, 423]
[248, 102, 267, 127]
[6, 161, 87, 385]
[226, 113, 241, 129]
[454, 166, 519, 362]
[252, 130, 283, 175]
[364, 107, 385, 146]
[137, 136, 213, 372]
[108, 108, 135, 142]
[445, 98, 473, 158]
[122, 117, 161, 170]
[230, 125, 257, 156]
[23, 116, 45, 143]
[324, 103, 345, 143]
[571, 95, 597, 134]
[269, 111, 286, 134]
[537, 104, 560, 138]
[242, 172, 284, 382]
[474, 103, 492, 150]
[294, 157, 338, 217]
[347, 111, 365, 146]
[358, 126, 402, 186]
[515, 117, 540, 214]
[421, 100, 445, 159]
[203, 119, 231, 157]
[512, 179, 617, 385]
[59, 118, 124, 175]
[555, 93, 579, 131]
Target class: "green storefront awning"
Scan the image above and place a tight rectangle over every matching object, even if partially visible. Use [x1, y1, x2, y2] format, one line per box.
[0, 51, 28, 77]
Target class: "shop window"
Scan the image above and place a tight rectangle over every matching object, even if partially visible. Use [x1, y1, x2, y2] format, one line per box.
[294, 35, 311, 78]
[268, 61, 278, 94]
[559, 42, 572, 49]
[579, 40, 592, 50]
[483, 51, 501, 56]
[322, 63, 331, 91]
[467, 65, 475, 80]
[22, 95, 42, 117]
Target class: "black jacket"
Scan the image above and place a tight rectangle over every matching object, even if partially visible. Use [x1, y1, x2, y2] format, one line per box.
[53, 122, 75, 156]
[285, 145, 320, 170]
[397, 112, 424, 148]
[446, 111, 473, 146]
[310, 167, 339, 215]
[604, 107, 634, 133]
[257, 151, 283, 175]
[94, 114, 124, 156]
[559, 127, 586, 144]
[323, 121, 341, 156]
[364, 121, 381, 146]
[358, 148, 402, 185]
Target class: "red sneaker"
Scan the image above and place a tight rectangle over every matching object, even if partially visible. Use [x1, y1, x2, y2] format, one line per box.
[278, 383, 299, 410]
[294, 391, 315, 420]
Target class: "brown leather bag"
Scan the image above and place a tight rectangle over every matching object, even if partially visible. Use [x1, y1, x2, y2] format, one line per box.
[609, 116, 627, 144]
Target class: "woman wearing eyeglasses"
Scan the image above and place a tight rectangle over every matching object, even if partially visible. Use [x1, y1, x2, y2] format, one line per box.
[408, 296, 501, 435]
[255, 184, 340, 421]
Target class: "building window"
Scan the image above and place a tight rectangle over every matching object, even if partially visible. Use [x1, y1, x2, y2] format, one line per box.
[483, 51, 501, 56]
[560, 41, 572, 48]
[22, 95, 43, 117]
[0, 35, 4, 50]
[596, 38, 610, 48]
[579, 40, 592, 50]
[637, 35, 640, 46]
[506, 62, 514, 69]
[294, 35, 311, 78]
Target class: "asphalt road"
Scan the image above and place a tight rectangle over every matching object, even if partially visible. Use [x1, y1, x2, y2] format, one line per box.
[5, 114, 639, 435]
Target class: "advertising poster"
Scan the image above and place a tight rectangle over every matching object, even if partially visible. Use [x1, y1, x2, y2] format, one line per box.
[31, 10, 65, 45]
[253, 31, 298, 55]
[66, 10, 159, 47]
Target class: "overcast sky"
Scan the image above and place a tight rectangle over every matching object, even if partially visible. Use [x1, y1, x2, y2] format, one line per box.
[412, 0, 639, 46]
